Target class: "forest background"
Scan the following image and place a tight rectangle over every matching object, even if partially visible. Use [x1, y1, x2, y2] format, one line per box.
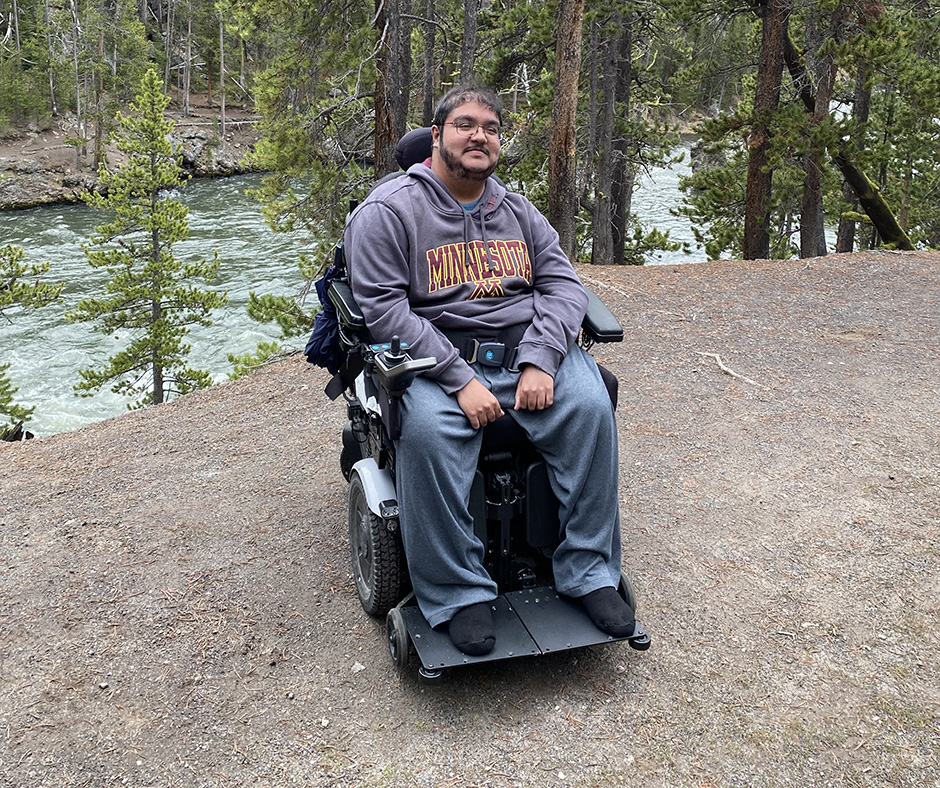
[2, 0, 939, 432]
[2, 0, 939, 265]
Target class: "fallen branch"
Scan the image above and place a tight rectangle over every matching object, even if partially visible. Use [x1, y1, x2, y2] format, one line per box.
[579, 275, 641, 299]
[695, 352, 764, 387]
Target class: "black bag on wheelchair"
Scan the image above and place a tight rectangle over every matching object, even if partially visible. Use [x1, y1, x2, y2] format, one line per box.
[303, 246, 346, 374]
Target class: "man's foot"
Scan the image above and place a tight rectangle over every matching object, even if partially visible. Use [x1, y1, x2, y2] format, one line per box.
[578, 587, 636, 638]
[448, 602, 496, 656]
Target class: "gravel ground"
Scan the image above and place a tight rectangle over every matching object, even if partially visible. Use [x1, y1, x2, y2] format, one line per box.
[1, 250, 938, 787]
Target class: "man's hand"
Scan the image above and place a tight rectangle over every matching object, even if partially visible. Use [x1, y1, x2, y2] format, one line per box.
[514, 364, 554, 411]
[456, 377, 504, 429]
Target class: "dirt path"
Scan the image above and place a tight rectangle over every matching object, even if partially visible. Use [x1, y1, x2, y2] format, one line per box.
[1, 251, 938, 787]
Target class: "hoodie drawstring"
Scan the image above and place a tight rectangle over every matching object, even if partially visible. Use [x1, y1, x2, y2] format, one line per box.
[463, 198, 497, 272]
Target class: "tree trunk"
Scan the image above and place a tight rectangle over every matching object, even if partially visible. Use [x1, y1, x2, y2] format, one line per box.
[460, 0, 481, 84]
[183, 13, 192, 115]
[219, 16, 226, 151]
[781, 27, 913, 251]
[374, 0, 411, 173]
[394, 0, 412, 144]
[611, 13, 634, 265]
[547, 0, 586, 262]
[93, 31, 105, 167]
[69, 0, 84, 169]
[744, 0, 789, 260]
[422, 0, 436, 124]
[374, 0, 403, 176]
[44, 0, 58, 115]
[582, 19, 599, 218]
[591, 19, 618, 266]
[836, 59, 871, 252]
[164, 0, 175, 90]
[834, 152, 914, 250]
[800, 5, 840, 259]
[151, 233, 164, 405]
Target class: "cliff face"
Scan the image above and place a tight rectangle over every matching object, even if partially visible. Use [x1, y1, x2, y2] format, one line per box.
[0, 108, 262, 209]
[1, 252, 938, 786]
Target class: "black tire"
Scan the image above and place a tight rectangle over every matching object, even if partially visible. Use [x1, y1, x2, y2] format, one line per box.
[386, 607, 411, 670]
[348, 472, 405, 616]
[618, 570, 638, 614]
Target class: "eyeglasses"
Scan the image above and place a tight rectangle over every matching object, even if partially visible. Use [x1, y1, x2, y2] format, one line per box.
[446, 120, 502, 139]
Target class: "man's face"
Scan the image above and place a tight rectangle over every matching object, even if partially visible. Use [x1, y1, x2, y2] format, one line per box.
[433, 100, 501, 183]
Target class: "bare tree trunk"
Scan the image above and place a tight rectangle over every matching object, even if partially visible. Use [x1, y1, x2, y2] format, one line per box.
[744, 0, 789, 260]
[151, 238, 165, 405]
[395, 0, 412, 142]
[459, 0, 481, 84]
[69, 0, 84, 169]
[164, 0, 175, 90]
[183, 13, 191, 115]
[836, 60, 871, 252]
[591, 21, 617, 265]
[12, 0, 22, 51]
[611, 13, 634, 265]
[547, 0, 586, 262]
[44, 0, 59, 115]
[800, 5, 840, 259]
[93, 30, 105, 167]
[219, 16, 226, 150]
[422, 0, 436, 124]
[374, 0, 406, 176]
[374, 0, 410, 172]
[582, 19, 599, 217]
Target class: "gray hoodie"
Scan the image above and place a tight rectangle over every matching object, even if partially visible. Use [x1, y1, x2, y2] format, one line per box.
[345, 164, 588, 394]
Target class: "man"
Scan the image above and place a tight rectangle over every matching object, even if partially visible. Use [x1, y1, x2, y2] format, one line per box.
[345, 86, 634, 656]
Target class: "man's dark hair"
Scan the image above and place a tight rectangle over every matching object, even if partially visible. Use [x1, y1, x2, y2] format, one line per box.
[432, 86, 503, 129]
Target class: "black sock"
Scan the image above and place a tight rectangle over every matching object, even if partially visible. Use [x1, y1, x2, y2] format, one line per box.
[448, 602, 496, 656]
[579, 587, 636, 638]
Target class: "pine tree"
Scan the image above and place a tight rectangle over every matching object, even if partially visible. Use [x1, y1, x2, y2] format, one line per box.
[67, 68, 227, 408]
[0, 244, 63, 429]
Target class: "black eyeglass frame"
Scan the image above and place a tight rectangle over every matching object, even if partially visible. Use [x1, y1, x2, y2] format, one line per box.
[441, 120, 503, 140]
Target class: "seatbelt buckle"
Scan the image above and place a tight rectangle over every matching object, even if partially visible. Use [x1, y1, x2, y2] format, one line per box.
[472, 341, 520, 372]
[473, 341, 505, 368]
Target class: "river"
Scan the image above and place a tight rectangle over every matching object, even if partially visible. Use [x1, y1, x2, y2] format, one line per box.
[2, 155, 698, 436]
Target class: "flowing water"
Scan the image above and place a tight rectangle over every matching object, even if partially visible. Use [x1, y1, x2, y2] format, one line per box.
[1, 151, 697, 435]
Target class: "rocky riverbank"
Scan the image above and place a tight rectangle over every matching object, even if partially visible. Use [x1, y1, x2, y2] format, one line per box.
[0, 101, 262, 209]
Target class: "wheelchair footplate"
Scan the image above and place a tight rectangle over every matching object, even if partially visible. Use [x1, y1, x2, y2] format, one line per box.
[390, 585, 651, 681]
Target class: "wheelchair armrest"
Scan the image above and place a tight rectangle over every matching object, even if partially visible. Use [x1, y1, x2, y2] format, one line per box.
[328, 279, 366, 332]
[374, 352, 437, 396]
[582, 289, 623, 343]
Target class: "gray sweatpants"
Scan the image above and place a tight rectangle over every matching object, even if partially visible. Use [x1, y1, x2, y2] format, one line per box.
[395, 346, 623, 628]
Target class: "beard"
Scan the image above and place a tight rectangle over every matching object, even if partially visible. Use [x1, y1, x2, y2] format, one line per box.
[438, 140, 498, 182]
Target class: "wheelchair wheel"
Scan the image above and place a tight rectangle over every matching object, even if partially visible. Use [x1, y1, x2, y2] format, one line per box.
[348, 472, 405, 616]
[618, 570, 638, 614]
[386, 607, 411, 670]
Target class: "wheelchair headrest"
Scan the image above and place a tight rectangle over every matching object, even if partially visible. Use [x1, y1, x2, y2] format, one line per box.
[395, 127, 433, 170]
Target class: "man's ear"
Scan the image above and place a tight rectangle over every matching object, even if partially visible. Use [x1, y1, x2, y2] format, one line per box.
[431, 125, 440, 148]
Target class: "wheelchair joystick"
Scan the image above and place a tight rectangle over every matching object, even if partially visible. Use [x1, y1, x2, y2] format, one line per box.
[385, 335, 406, 365]
[372, 336, 436, 397]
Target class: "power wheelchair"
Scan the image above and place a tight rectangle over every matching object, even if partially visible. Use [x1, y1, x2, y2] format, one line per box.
[315, 134, 650, 681]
